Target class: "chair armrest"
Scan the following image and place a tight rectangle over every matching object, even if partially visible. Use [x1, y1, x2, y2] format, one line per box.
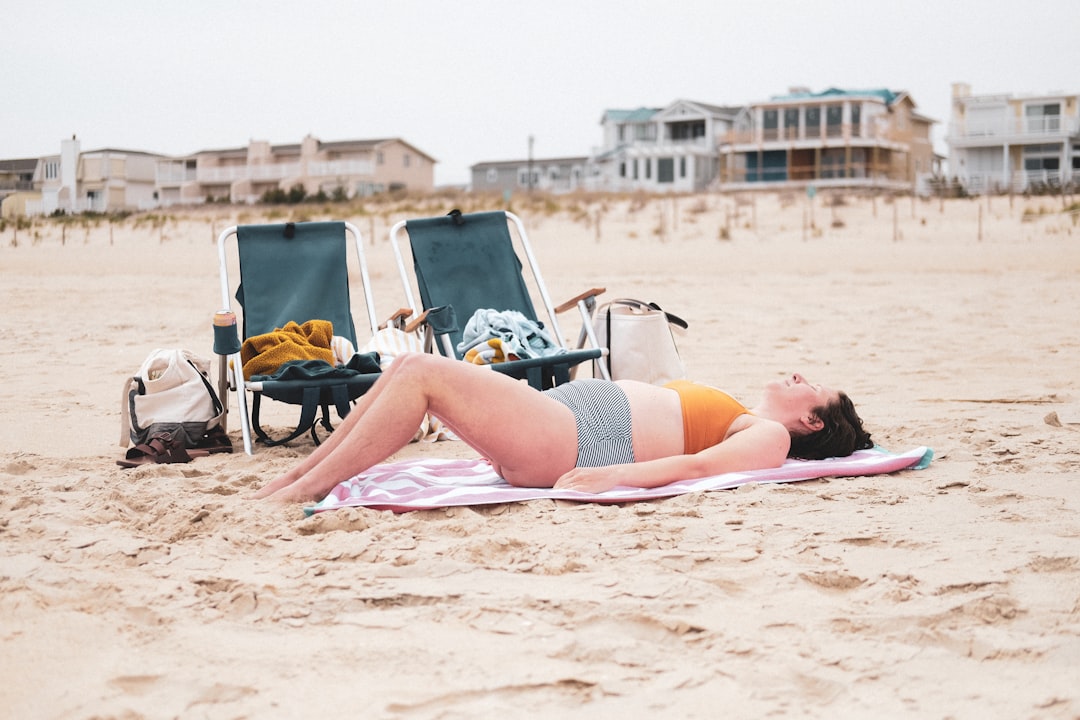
[378, 307, 414, 331]
[404, 308, 431, 334]
[554, 287, 605, 314]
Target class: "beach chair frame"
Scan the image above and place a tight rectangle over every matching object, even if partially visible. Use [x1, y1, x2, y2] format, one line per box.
[214, 221, 382, 455]
[389, 210, 609, 389]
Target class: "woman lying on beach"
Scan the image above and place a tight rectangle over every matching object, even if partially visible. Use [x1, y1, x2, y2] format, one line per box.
[255, 352, 872, 503]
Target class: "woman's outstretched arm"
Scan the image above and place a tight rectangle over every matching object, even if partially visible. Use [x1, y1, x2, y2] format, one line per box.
[553, 419, 790, 494]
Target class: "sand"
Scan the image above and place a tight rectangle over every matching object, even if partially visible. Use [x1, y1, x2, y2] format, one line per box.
[1, 191, 1078, 719]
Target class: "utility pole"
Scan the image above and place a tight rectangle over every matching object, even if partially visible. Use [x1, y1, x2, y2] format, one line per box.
[527, 135, 534, 193]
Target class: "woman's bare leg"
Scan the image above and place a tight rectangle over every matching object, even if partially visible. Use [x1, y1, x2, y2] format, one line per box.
[255, 353, 578, 502]
[253, 361, 403, 497]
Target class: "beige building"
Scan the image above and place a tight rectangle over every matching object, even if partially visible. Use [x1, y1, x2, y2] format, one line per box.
[717, 88, 936, 192]
[155, 135, 436, 205]
[20, 137, 166, 215]
[0, 158, 38, 219]
[946, 83, 1080, 194]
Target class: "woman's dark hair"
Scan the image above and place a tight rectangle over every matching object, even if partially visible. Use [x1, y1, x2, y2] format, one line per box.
[787, 392, 873, 460]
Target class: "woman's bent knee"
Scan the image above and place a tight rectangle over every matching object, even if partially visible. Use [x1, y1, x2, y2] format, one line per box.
[385, 352, 438, 380]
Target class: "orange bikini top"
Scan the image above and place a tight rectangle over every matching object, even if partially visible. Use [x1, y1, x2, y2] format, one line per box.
[664, 380, 750, 454]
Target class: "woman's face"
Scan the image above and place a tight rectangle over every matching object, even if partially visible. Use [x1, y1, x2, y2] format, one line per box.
[765, 373, 840, 419]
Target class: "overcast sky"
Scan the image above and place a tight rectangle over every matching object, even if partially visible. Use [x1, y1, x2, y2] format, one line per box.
[5, 0, 1078, 186]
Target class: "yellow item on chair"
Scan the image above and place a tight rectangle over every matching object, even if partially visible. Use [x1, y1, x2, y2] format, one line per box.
[240, 319, 336, 380]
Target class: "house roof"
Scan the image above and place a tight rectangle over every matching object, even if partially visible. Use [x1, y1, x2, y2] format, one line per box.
[189, 137, 437, 163]
[602, 107, 661, 123]
[471, 156, 589, 170]
[0, 158, 38, 173]
[321, 138, 438, 163]
[769, 87, 902, 105]
[604, 100, 741, 125]
[82, 148, 168, 158]
[662, 99, 742, 117]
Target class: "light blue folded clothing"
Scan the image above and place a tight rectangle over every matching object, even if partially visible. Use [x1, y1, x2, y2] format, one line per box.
[456, 308, 567, 359]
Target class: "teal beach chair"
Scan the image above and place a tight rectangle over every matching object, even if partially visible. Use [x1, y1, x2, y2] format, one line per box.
[214, 221, 384, 454]
[389, 210, 608, 390]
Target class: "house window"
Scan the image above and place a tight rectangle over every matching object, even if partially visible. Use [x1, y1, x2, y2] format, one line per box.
[657, 158, 674, 183]
[377, 151, 384, 165]
[820, 148, 847, 178]
[669, 120, 705, 141]
[518, 169, 539, 187]
[679, 157, 686, 178]
[1025, 103, 1061, 132]
[645, 158, 652, 180]
[1023, 144, 1061, 172]
[633, 123, 656, 141]
[403, 154, 411, 167]
[850, 104, 861, 136]
[632, 159, 639, 180]
[783, 108, 799, 138]
[486, 168, 498, 183]
[826, 105, 843, 137]
[763, 109, 779, 140]
[619, 161, 626, 178]
[805, 107, 821, 136]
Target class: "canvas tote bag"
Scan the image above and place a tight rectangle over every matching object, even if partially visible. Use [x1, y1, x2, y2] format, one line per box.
[119, 348, 224, 448]
[593, 298, 688, 385]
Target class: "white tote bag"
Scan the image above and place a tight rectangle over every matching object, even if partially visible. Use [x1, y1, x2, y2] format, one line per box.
[593, 299, 688, 385]
[119, 349, 223, 447]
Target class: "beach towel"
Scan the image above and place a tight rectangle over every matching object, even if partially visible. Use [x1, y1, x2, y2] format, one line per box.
[241, 319, 336, 380]
[306, 446, 933, 515]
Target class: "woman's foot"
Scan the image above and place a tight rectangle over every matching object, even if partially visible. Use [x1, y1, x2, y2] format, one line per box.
[253, 470, 303, 499]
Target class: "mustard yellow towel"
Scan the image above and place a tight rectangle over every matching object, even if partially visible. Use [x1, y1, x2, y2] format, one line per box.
[241, 320, 336, 380]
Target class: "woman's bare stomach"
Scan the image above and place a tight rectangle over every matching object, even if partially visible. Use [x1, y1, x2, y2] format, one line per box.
[616, 380, 685, 461]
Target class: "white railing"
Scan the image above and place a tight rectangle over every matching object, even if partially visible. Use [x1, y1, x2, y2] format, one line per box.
[23, 196, 106, 216]
[962, 169, 1072, 194]
[309, 159, 374, 176]
[660, 136, 709, 146]
[156, 164, 197, 184]
[196, 163, 302, 183]
[725, 122, 894, 145]
[949, 115, 1079, 140]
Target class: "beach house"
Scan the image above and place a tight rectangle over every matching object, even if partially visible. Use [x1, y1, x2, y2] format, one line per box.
[589, 100, 741, 193]
[946, 83, 1080, 194]
[716, 88, 936, 193]
[469, 156, 592, 195]
[155, 136, 436, 205]
[15, 137, 167, 216]
[0, 157, 38, 219]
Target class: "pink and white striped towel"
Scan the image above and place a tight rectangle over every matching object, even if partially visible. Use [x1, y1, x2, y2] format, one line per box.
[305, 446, 933, 515]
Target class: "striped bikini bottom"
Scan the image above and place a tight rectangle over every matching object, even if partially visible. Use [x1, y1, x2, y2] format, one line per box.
[543, 379, 635, 467]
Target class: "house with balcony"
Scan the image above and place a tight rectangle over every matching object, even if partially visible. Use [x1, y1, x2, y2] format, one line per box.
[0, 157, 38, 218]
[946, 83, 1080, 194]
[155, 135, 435, 205]
[470, 156, 592, 195]
[25, 136, 166, 215]
[717, 87, 936, 192]
[590, 100, 741, 192]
